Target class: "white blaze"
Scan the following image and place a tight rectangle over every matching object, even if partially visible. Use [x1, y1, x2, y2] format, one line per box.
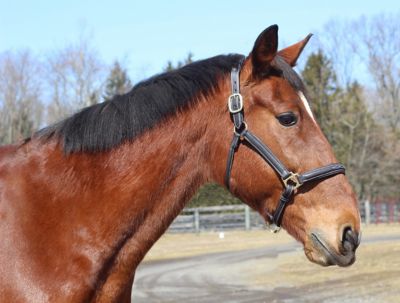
[298, 91, 316, 123]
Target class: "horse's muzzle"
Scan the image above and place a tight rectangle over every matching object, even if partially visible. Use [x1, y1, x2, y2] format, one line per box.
[309, 227, 360, 267]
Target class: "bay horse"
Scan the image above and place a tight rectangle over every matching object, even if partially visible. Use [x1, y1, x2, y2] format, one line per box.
[0, 25, 360, 302]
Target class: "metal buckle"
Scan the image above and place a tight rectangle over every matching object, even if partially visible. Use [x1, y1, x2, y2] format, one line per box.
[266, 212, 281, 233]
[228, 93, 243, 113]
[267, 223, 281, 233]
[282, 172, 302, 190]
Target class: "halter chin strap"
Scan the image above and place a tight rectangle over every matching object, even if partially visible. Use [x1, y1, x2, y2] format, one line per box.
[225, 58, 345, 233]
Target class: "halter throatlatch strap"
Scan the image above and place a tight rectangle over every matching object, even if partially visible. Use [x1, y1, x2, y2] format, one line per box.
[225, 57, 346, 233]
[224, 134, 240, 189]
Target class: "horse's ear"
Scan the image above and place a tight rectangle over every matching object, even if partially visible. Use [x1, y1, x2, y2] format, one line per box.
[277, 34, 312, 66]
[251, 25, 279, 75]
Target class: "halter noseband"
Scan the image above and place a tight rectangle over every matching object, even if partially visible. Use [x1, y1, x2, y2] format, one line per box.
[225, 58, 345, 233]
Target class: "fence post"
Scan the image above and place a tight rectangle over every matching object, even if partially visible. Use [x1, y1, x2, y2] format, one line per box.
[389, 202, 394, 223]
[194, 209, 200, 233]
[364, 200, 371, 225]
[245, 205, 251, 230]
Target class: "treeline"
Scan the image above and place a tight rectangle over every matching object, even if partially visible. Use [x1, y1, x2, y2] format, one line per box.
[301, 13, 400, 202]
[0, 13, 398, 206]
[0, 38, 132, 143]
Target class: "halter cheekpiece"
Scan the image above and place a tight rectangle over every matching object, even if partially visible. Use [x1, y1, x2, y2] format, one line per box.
[224, 57, 346, 233]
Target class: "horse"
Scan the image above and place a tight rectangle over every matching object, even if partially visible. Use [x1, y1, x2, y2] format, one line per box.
[0, 25, 360, 302]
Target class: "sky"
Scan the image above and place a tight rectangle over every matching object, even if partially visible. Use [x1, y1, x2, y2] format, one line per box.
[1, 0, 399, 82]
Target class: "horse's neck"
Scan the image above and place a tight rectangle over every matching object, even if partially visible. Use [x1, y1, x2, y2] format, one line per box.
[42, 90, 228, 274]
[90, 94, 229, 295]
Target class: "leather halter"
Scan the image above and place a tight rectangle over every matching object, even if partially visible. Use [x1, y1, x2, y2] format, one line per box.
[225, 58, 345, 233]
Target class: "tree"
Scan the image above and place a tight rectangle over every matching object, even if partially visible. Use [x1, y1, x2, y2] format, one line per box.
[0, 50, 43, 144]
[337, 83, 388, 200]
[302, 50, 390, 200]
[45, 37, 105, 123]
[104, 61, 132, 100]
[351, 13, 400, 136]
[164, 52, 194, 72]
[301, 50, 339, 144]
[314, 14, 400, 199]
[188, 183, 241, 207]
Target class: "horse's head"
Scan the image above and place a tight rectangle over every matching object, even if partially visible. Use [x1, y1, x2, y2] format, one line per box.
[221, 25, 360, 267]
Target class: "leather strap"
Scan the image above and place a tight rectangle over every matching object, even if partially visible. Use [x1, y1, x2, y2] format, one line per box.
[229, 58, 245, 130]
[242, 130, 291, 179]
[231, 67, 241, 94]
[224, 134, 241, 190]
[298, 163, 345, 184]
[267, 185, 295, 231]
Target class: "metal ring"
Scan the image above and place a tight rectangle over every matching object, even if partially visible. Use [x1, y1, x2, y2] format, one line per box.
[233, 122, 248, 138]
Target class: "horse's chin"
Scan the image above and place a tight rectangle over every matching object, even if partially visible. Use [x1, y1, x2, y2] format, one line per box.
[304, 233, 356, 267]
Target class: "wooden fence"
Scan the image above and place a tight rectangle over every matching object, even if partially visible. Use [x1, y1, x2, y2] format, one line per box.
[169, 205, 264, 233]
[168, 200, 400, 233]
[359, 199, 400, 224]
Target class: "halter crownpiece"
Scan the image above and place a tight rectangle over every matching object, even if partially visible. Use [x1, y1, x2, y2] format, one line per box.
[225, 57, 345, 233]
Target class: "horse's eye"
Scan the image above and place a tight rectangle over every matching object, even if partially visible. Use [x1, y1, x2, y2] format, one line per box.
[276, 112, 298, 127]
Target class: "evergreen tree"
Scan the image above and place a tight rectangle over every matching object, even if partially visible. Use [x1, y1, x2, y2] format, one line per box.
[104, 61, 132, 100]
[301, 49, 339, 143]
[302, 50, 388, 200]
[164, 53, 194, 72]
[188, 183, 241, 207]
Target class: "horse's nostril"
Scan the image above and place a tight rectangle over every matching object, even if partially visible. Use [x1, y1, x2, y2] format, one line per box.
[341, 226, 360, 253]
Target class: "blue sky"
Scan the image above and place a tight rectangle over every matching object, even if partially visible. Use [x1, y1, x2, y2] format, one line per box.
[1, 0, 399, 81]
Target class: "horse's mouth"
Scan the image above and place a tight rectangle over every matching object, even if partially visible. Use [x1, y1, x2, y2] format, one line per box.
[307, 232, 357, 267]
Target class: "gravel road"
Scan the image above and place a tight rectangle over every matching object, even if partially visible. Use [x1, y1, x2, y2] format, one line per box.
[132, 234, 400, 303]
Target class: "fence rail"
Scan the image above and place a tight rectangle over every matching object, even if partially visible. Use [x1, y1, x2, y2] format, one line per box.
[360, 200, 400, 224]
[168, 200, 400, 233]
[169, 205, 264, 233]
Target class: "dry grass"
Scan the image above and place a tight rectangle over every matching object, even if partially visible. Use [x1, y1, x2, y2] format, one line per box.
[144, 223, 400, 261]
[143, 224, 400, 302]
[144, 229, 294, 261]
[242, 234, 400, 302]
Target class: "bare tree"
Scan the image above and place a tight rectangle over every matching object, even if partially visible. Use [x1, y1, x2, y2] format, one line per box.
[352, 13, 400, 198]
[354, 13, 400, 133]
[316, 13, 400, 133]
[352, 13, 400, 135]
[316, 20, 359, 87]
[45, 36, 106, 123]
[0, 50, 43, 144]
[313, 13, 400, 199]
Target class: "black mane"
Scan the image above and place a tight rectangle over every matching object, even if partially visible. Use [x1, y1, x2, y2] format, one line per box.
[36, 53, 304, 154]
[37, 54, 244, 154]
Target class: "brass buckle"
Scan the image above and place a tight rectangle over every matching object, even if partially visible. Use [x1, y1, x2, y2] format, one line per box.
[283, 172, 302, 190]
[228, 93, 243, 113]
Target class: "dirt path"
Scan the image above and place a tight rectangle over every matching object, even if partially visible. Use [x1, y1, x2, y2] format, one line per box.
[132, 242, 299, 303]
[132, 234, 400, 303]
